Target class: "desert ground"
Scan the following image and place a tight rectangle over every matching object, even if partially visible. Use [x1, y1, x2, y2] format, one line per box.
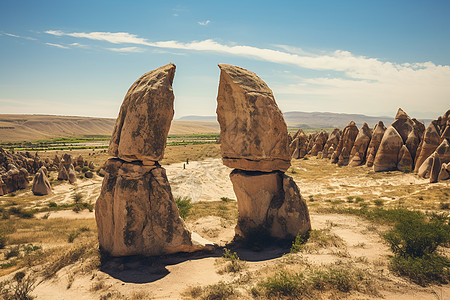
[0, 144, 448, 299]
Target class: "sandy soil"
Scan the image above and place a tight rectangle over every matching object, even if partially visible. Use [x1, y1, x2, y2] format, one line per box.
[2, 155, 449, 299]
[165, 158, 235, 202]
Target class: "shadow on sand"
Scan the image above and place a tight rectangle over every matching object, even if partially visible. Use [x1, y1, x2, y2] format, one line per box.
[100, 243, 290, 284]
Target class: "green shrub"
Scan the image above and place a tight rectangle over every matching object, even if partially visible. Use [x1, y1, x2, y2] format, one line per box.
[82, 166, 89, 173]
[373, 199, 384, 207]
[71, 192, 83, 203]
[260, 270, 305, 297]
[383, 213, 449, 257]
[203, 281, 236, 300]
[220, 197, 233, 202]
[291, 231, 310, 253]
[5, 246, 20, 260]
[175, 196, 193, 219]
[68, 232, 79, 243]
[390, 254, 449, 286]
[355, 197, 364, 203]
[440, 202, 450, 210]
[221, 248, 244, 273]
[49, 202, 57, 208]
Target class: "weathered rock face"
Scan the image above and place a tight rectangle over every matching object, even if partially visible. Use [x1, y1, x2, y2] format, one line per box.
[310, 131, 328, 156]
[333, 121, 358, 166]
[391, 108, 415, 143]
[109, 63, 176, 164]
[373, 126, 403, 172]
[89, 161, 95, 169]
[414, 122, 441, 172]
[438, 163, 450, 181]
[349, 123, 372, 166]
[97, 64, 212, 257]
[57, 164, 69, 181]
[0, 177, 6, 196]
[405, 130, 420, 162]
[76, 155, 84, 167]
[435, 139, 450, 164]
[68, 164, 77, 184]
[366, 121, 386, 167]
[418, 155, 433, 179]
[32, 167, 52, 196]
[96, 159, 208, 256]
[290, 129, 308, 159]
[230, 170, 311, 240]
[429, 154, 441, 183]
[322, 128, 341, 159]
[216, 64, 291, 172]
[397, 145, 413, 172]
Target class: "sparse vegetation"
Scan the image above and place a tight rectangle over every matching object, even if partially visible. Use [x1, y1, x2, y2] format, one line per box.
[218, 248, 245, 274]
[175, 196, 193, 219]
[0, 271, 37, 300]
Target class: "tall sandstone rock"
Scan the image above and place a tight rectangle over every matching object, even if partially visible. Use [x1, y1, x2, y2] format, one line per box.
[349, 122, 372, 167]
[216, 64, 311, 241]
[216, 64, 291, 173]
[332, 121, 358, 166]
[366, 121, 386, 167]
[373, 126, 403, 172]
[322, 128, 341, 159]
[414, 122, 441, 172]
[32, 166, 52, 196]
[96, 64, 211, 256]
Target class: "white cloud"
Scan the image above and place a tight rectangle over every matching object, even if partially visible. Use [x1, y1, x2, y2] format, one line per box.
[1, 32, 36, 40]
[198, 20, 211, 26]
[42, 30, 450, 117]
[45, 42, 69, 49]
[45, 30, 150, 45]
[107, 47, 144, 53]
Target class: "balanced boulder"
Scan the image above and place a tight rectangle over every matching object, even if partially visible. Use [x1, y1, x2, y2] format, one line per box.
[109, 63, 176, 165]
[216, 64, 291, 172]
[96, 64, 212, 257]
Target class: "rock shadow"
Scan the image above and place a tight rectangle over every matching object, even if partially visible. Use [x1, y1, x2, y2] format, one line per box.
[99, 249, 222, 284]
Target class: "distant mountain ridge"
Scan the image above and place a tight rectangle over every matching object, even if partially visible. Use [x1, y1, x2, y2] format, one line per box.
[179, 111, 432, 129]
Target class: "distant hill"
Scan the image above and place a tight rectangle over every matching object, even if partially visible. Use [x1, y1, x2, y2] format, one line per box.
[180, 111, 432, 129]
[178, 115, 217, 121]
[0, 115, 219, 143]
[0, 111, 433, 142]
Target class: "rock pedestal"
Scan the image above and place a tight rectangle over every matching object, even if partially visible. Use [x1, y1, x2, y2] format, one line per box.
[96, 64, 212, 257]
[32, 167, 52, 196]
[216, 64, 311, 242]
[96, 159, 207, 256]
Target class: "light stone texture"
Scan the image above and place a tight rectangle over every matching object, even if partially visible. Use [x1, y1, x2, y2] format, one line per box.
[216, 64, 291, 172]
[109, 63, 176, 164]
[373, 126, 403, 172]
[230, 169, 311, 240]
[96, 159, 213, 256]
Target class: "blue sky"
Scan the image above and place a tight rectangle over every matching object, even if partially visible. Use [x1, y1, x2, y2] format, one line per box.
[1, 0, 449, 119]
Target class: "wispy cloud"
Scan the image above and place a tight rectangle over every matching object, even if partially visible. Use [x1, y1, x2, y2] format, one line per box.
[45, 30, 149, 45]
[107, 47, 144, 53]
[45, 42, 69, 49]
[198, 20, 211, 26]
[1, 32, 36, 40]
[69, 42, 89, 48]
[43, 29, 450, 115]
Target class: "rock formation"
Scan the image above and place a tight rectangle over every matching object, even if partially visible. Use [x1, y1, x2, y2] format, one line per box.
[310, 131, 328, 156]
[349, 123, 372, 166]
[414, 122, 440, 172]
[366, 121, 386, 167]
[216, 64, 291, 173]
[397, 145, 413, 172]
[57, 164, 69, 181]
[32, 166, 52, 196]
[216, 64, 311, 241]
[96, 64, 211, 257]
[332, 121, 358, 166]
[322, 128, 341, 159]
[68, 164, 77, 184]
[290, 129, 308, 159]
[373, 126, 403, 172]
